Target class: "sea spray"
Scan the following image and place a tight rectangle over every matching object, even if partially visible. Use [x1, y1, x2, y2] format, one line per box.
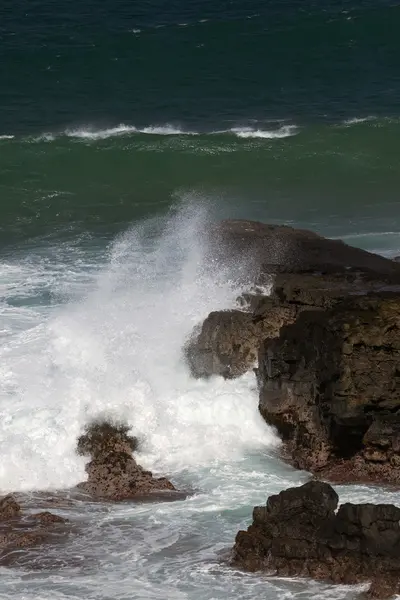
[0, 204, 278, 492]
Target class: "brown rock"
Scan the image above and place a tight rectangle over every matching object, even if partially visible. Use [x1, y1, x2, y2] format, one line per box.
[0, 496, 69, 564]
[32, 512, 67, 525]
[77, 420, 176, 501]
[208, 220, 400, 281]
[258, 293, 400, 484]
[185, 304, 296, 378]
[0, 495, 21, 520]
[186, 220, 400, 380]
[232, 481, 400, 598]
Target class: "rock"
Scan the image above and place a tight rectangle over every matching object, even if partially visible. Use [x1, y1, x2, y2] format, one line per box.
[0, 495, 21, 520]
[232, 481, 400, 598]
[258, 293, 400, 483]
[0, 496, 68, 562]
[32, 511, 67, 525]
[186, 220, 400, 379]
[185, 304, 296, 378]
[208, 220, 400, 281]
[77, 420, 177, 501]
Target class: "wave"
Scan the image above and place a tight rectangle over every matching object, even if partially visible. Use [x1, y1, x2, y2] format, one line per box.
[1, 116, 399, 145]
[29, 123, 298, 143]
[0, 203, 278, 491]
[64, 124, 198, 140]
[230, 125, 298, 139]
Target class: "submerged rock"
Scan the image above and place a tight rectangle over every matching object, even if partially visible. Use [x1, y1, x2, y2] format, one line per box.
[258, 293, 400, 483]
[0, 494, 21, 520]
[0, 495, 68, 563]
[77, 420, 177, 501]
[232, 481, 400, 598]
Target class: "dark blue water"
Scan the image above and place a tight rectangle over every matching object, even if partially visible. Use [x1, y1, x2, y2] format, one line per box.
[1, 0, 400, 134]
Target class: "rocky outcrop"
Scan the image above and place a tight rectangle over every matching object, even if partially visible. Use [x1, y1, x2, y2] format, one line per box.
[186, 270, 400, 379]
[77, 421, 177, 500]
[232, 481, 400, 598]
[207, 220, 400, 281]
[187, 220, 400, 379]
[258, 293, 400, 483]
[0, 495, 68, 562]
[185, 304, 297, 379]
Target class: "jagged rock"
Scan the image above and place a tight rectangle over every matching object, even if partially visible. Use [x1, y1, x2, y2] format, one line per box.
[258, 293, 400, 483]
[0, 496, 68, 561]
[185, 305, 296, 378]
[232, 481, 400, 598]
[77, 420, 177, 500]
[208, 220, 400, 280]
[186, 220, 400, 379]
[0, 495, 21, 520]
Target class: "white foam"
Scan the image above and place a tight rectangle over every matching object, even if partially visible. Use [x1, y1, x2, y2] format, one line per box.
[0, 134, 14, 140]
[230, 125, 298, 139]
[341, 116, 376, 126]
[65, 124, 138, 140]
[140, 125, 198, 135]
[0, 204, 278, 492]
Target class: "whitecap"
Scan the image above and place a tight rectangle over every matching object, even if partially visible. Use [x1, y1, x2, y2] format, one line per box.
[230, 125, 298, 139]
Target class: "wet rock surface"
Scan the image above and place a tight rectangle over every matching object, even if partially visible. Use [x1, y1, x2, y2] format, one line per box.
[0, 495, 68, 564]
[187, 220, 400, 485]
[208, 220, 400, 281]
[258, 293, 400, 483]
[232, 481, 400, 598]
[186, 220, 400, 380]
[77, 421, 178, 501]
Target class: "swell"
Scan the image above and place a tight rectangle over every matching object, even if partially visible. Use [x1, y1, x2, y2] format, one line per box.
[1, 117, 400, 250]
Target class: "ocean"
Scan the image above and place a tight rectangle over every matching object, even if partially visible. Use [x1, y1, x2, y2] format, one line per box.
[1, 1, 400, 598]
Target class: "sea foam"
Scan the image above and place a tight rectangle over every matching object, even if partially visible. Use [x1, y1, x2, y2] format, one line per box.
[0, 203, 278, 492]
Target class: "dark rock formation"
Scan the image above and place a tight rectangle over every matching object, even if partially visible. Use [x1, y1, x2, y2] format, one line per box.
[0, 494, 21, 520]
[258, 293, 400, 483]
[185, 305, 296, 379]
[77, 420, 177, 501]
[232, 481, 400, 598]
[0, 495, 68, 562]
[208, 220, 400, 281]
[186, 220, 400, 379]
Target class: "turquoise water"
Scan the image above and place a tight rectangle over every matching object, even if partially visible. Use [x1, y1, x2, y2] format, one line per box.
[1, 1, 400, 599]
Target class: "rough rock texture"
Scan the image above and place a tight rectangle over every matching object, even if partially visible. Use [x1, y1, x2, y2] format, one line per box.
[186, 220, 400, 379]
[185, 305, 297, 379]
[0, 495, 68, 561]
[258, 293, 400, 483]
[232, 481, 400, 598]
[0, 495, 21, 520]
[186, 269, 400, 379]
[208, 220, 400, 280]
[77, 421, 176, 500]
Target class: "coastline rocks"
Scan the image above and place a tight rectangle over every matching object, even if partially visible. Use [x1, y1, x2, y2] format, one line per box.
[208, 220, 400, 280]
[0, 495, 68, 561]
[186, 268, 400, 380]
[258, 293, 400, 483]
[186, 220, 400, 379]
[232, 481, 400, 598]
[185, 304, 297, 379]
[77, 421, 176, 501]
